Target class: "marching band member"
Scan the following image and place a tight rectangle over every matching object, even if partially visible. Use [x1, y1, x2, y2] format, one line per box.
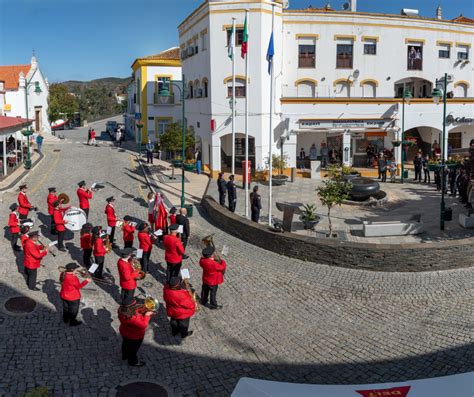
[47, 187, 59, 234]
[105, 196, 118, 248]
[137, 223, 153, 273]
[23, 231, 48, 291]
[163, 277, 196, 338]
[118, 296, 153, 367]
[60, 263, 90, 326]
[52, 200, 68, 252]
[92, 226, 106, 279]
[20, 226, 31, 248]
[199, 246, 226, 310]
[80, 223, 93, 268]
[176, 207, 190, 248]
[17, 184, 36, 220]
[77, 181, 93, 219]
[8, 203, 21, 251]
[147, 192, 155, 231]
[117, 248, 141, 304]
[122, 215, 135, 249]
[163, 224, 186, 283]
[169, 207, 177, 226]
[153, 193, 168, 237]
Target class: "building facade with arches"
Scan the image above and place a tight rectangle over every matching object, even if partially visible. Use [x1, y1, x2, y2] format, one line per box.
[177, 0, 473, 175]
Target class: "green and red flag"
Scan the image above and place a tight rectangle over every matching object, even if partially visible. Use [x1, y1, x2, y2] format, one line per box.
[241, 15, 248, 59]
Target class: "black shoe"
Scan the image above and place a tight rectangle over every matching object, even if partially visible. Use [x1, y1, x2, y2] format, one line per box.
[182, 254, 189, 260]
[69, 320, 82, 327]
[112, 244, 119, 248]
[29, 287, 41, 291]
[182, 331, 194, 339]
[199, 300, 207, 306]
[58, 248, 67, 252]
[209, 305, 223, 310]
[129, 361, 146, 367]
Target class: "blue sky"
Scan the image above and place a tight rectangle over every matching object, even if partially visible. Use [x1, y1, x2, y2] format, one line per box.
[0, 0, 472, 82]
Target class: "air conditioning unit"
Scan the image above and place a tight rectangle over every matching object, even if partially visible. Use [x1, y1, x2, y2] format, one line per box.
[195, 88, 203, 98]
[188, 47, 195, 56]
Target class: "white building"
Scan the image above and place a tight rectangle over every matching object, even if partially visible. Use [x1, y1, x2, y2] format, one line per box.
[0, 56, 51, 134]
[178, 0, 473, 177]
[126, 48, 183, 146]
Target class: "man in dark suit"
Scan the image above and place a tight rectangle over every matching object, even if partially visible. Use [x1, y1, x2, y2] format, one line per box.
[176, 207, 190, 248]
[227, 174, 237, 212]
[217, 172, 226, 206]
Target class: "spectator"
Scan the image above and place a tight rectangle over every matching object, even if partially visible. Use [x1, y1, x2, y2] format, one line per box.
[422, 155, 430, 183]
[298, 148, 306, 170]
[413, 152, 423, 182]
[36, 133, 44, 154]
[320, 142, 329, 168]
[145, 139, 154, 164]
[309, 143, 318, 161]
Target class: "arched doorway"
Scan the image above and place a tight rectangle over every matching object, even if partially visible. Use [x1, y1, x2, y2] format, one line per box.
[403, 126, 442, 160]
[394, 77, 433, 98]
[220, 133, 255, 173]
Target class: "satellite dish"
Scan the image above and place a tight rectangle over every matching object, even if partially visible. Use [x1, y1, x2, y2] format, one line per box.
[353, 69, 360, 79]
[342, 2, 350, 10]
[282, 0, 290, 9]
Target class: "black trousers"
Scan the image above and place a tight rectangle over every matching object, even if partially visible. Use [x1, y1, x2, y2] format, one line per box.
[170, 317, 190, 337]
[166, 262, 182, 283]
[82, 208, 89, 219]
[381, 170, 387, 182]
[424, 169, 431, 183]
[228, 198, 236, 212]
[219, 192, 226, 206]
[200, 284, 218, 306]
[94, 256, 104, 278]
[50, 215, 57, 234]
[251, 208, 260, 223]
[57, 230, 65, 249]
[124, 240, 133, 249]
[19, 213, 27, 220]
[140, 250, 151, 273]
[25, 268, 37, 289]
[181, 234, 189, 248]
[121, 288, 135, 304]
[62, 299, 80, 323]
[11, 232, 19, 249]
[121, 337, 143, 365]
[109, 226, 116, 244]
[83, 249, 92, 268]
[146, 150, 153, 164]
[414, 167, 422, 182]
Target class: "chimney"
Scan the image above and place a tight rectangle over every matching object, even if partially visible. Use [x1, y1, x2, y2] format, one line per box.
[436, 4, 442, 20]
[350, 0, 357, 12]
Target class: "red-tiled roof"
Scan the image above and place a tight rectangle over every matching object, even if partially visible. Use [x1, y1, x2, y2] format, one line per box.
[0, 116, 31, 131]
[451, 15, 474, 24]
[0, 65, 31, 90]
[139, 47, 181, 61]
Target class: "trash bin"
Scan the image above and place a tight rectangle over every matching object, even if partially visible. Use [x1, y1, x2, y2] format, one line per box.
[184, 204, 193, 218]
[444, 207, 453, 221]
[403, 170, 409, 179]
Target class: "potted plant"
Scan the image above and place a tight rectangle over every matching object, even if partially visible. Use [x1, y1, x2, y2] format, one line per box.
[183, 159, 196, 172]
[271, 154, 289, 186]
[391, 140, 401, 147]
[427, 159, 440, 171]
[341, 165, 360, 181]
[299, 204, 320, 230]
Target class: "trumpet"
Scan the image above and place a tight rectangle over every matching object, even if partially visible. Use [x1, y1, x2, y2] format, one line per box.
[131, 259, 146, 280]
[201, 234, 222, 262]
[58, 265, 90, 279]
[182, 278, 200, 312]
[120, 296, 159, 317]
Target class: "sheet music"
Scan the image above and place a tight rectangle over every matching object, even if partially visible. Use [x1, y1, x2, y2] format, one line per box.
[180, 268, 190, 279]
[88, 263, 98, 273]
[221, 244, 229, 257]
[91, 183, 97, 189]
[136, 249, 144, 259]
[106, 226, 112, 235]
[177, 225, 184, 234]
[154, 229, 163, 237]
[48, 241, 58, 247]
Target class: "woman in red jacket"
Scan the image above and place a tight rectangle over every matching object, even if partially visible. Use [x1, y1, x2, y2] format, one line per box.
[122, 215, 135, 249]
[80, 223, 93, 268]
[163, 277, 196, 338]
[60, 263, 90, 326]
[199, 246, 226, 310]
[117, 248, 141, 304]
[118, 296, 153, 367]
[92, 226, 107, 279]
[23, 231, 48, 290]
[8, 203, 21, 251]
[137, 223, 154, 273]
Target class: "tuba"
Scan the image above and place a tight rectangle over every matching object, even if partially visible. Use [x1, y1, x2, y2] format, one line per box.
[121, 297, 159, 317]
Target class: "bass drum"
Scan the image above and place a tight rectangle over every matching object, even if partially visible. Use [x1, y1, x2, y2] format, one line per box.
[64, 207, 87, 232]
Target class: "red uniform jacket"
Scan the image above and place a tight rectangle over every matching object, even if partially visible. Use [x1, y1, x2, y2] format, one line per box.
[23, 239, 47, 269]
[117, 258, 140, 290]
[8, 212, 20, 234]
[199, 258, 226, 286]
[90, 130, 96, 139]
[77, 188, 92, 209]
[105, 204, 117, 227]
[154, 201, 168, 231]
[47, 193, 58, 215]
[169, 214, 177, 225]
[80, 233, 92, 250]
[138, 231, 152, 252]
[163, 285, 196, 320]
[163, 234, 184, 264]
[93, 237, 106, 257]
[18, 192, 32, 216]
[53, 209, 66, 232]
[60, 272, 89, 301]
[122, 223, 135, 242]
[118, 311, 151, 340]
[21, 234, 29, 247]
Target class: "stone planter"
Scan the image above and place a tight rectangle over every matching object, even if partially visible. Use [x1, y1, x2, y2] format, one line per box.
[183, 163, 196, 172]
[171, 159, 182, 168]
[349, 178, 380, 200]
[272, 175, 288, 186]
[343, 173, 361, 181]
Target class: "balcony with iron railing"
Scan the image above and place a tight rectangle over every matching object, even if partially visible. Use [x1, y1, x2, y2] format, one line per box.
[153, 92, 176, 106]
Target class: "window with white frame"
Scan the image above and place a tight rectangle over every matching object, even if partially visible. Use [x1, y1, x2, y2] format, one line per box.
[227, 78, 246, 98]
[156, 118, 171, 135]
[201, 30, 208, 51]
[193, 37, 199, 54]
[298, 37, 317, 68]
[336, 39, 354, 69]
[438, 43, 451, 59]
[457, 45, 469, 60]
[363, 39, 377, 55]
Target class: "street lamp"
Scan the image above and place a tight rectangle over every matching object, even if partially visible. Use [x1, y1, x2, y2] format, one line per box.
[22, 80, 42, 169]
[136, 121, 144, 156]
[159, 75, 187, 207]
[400, 88, 412, 183]
[432, 73, 448, 230]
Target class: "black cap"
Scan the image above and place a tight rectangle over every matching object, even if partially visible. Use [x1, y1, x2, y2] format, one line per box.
[106, 196, 114, 202]
[19, 184, 27, 190]
[81, 223, 93, 231]
[29, 231, 39, 237]
[65, 263, 79, 271]
[123, 215, 132, 221]
[78, 180, 85, 187]
[122, 296, 136, 306]
[9, 203, 18, 211]
[138, 223, 148, 231]
[170, 207, 177, 214]
[20, 226, 30, 234]
[169, 224, 179, 232]
[53, 200, 61, 207]
[121, 248, 134, 258]
[202, 246, 215, 258]
[91, 226, 101, 235]
[169, 276, 181, 287]
[48, 187, 56, 192]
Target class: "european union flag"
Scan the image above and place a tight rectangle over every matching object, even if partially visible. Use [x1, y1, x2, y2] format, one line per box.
[266, 32, 274, 75]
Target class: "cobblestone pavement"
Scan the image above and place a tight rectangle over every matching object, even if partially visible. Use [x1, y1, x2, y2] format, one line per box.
[0, 119, 472, 397]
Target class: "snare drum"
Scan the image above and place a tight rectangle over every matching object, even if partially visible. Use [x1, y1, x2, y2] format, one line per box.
[64, 207, 87, 232]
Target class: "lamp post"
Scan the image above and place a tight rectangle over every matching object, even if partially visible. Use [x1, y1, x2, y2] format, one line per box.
[159, 75, 187, 207]
[400, 88, 412, 183]
[22, 80, 42, 169]
[432, 73, 448, 230]
[136, 121, 144, 157]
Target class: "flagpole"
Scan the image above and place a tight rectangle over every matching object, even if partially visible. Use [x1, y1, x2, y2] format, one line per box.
[268, 5, 275, 227]
[231, 17, 236, 175]
[244, 9, 249, 219]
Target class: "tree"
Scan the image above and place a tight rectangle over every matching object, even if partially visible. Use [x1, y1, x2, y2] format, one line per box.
[47, 84, 79, 123]
[316, 178, 352, 237]
[159, 122, 196, 159]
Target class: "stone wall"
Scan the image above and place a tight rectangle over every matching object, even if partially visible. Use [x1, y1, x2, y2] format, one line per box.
[201, 195, 474, 272]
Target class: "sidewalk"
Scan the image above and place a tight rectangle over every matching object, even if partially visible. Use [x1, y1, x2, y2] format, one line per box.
[0, 151, 41, 192]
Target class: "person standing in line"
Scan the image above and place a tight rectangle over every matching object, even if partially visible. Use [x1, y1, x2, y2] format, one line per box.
[60, 263, 90, 326]
[227, 174, 237, 212]
[146, 192, 155, 231]
[23, 231, 48, 290]
[217, 172, 227, 206]
[117, 248, 141, 304]
[163, 224, 186, 283]
[175, 207, 190, 248]
[92, 226, 106, 279]
[413, 152, 423, 182]
[77, 181, 93, 219]
[309, 143, 318, 161]
[122, 216, 135, 249]
[137, 223, 154, 273]
[422, 155, 431, 184]
[169, 207, 177, 225]
[104, 196, 118, 248]
[17, 184, 36, 220]
[199, 246, 226, 310]
[80, 223, 93, 269]
[145, 139, 154, 164]
[8, 203, 21, 251]
[163, 277, 196, 339]
[47, 187, 59, 235]
[52, 200, 68, 252]
[250, 185, 262, 223]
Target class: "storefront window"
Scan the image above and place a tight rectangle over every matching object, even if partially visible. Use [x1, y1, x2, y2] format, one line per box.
[448, 132, 462, 149]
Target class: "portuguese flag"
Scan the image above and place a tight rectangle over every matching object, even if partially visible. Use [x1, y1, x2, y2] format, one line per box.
[241, 15, 248, 59]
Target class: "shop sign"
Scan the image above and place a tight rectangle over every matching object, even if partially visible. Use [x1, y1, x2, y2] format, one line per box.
[299, 119, 392, 129]
[446, 115, 473, 125]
